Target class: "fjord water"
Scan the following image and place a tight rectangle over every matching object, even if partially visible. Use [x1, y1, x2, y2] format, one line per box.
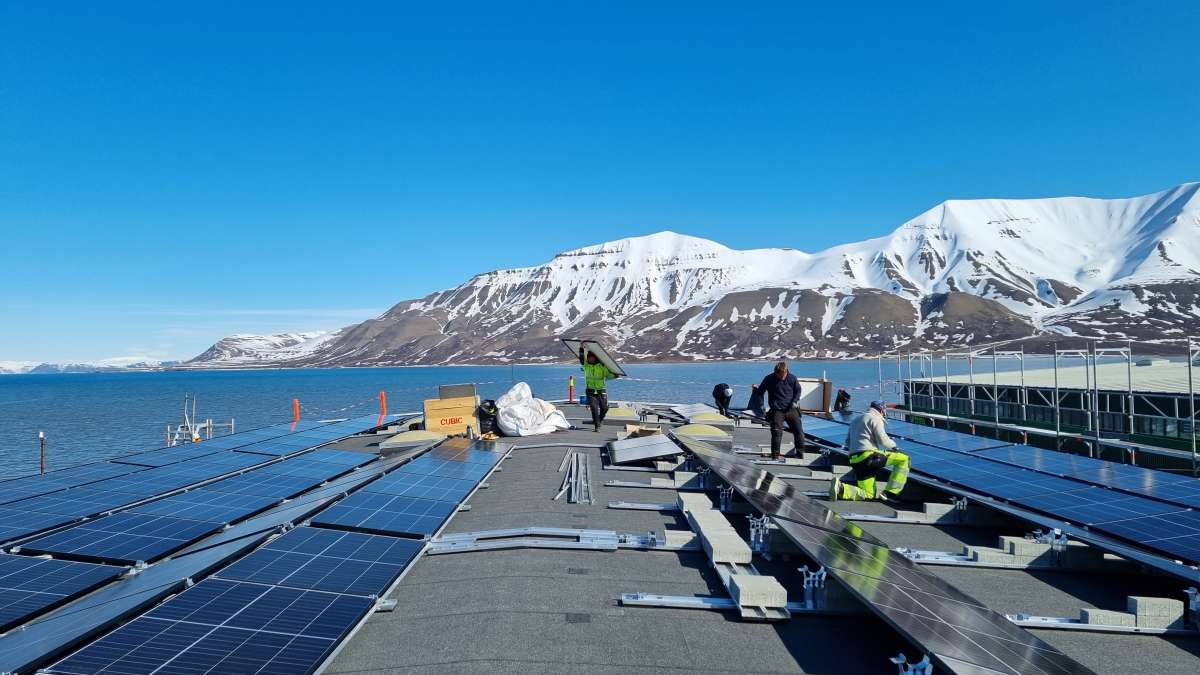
[0, 361, 894, 478]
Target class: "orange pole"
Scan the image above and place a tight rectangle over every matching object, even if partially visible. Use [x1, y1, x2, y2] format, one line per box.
[293, 398, 300, 422]
[568, 375, 575, 402]
[380, 391, 387, 417]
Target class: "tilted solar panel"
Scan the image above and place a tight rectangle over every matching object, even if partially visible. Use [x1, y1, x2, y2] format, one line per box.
[45, 578, 373, 675]
[130, 489, 280, 524]
[19, 512, 224, 565]
[0, 509, 77, 545]
[0, 553, 123, 632]
[215, 526, 422, 596]
[311, 492, 457, 538]
[362, 471, 476, 502]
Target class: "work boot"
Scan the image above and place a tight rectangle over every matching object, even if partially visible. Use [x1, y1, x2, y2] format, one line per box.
[879, 492, 906, 507]
[828, 476, 841, 501]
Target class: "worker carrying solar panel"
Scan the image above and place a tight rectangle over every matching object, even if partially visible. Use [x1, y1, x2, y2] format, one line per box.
[829, 400, 910, 503]
[579, 346, 616, 432]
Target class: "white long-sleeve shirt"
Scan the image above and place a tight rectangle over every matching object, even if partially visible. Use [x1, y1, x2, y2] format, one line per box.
[844, 408, 898, 456]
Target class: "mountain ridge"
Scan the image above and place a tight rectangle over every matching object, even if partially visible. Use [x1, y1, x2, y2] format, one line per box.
[186, 183, 1200, 367]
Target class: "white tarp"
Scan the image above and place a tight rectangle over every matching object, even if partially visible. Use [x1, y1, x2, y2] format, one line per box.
[496, 382, 570, 436]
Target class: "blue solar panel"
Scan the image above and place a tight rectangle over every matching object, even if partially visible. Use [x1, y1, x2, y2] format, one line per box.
[45, 578, 373, 675]
[205, 472, 320, 499]
[0, 509, 77, 544]
[113, 444, 221, 468]
[303, 449, 375, 468]
[400, 455, 493, 481]
[0, 553, 123, 632]
[130, 490, 279, 523]
[8, 487, 143, 518]
[215, 526, 422, 596]
[20, 512, 223, 564]
[363, 471, 476, 502]
[977, 445, 1200, 510]
[311, 492, 456, 538]
[0, 463, 143, 506]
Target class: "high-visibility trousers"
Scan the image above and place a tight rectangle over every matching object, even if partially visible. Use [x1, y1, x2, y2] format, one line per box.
[837, 451, 910, 501]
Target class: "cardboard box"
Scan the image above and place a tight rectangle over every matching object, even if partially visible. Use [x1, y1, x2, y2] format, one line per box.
[424, 396, 479, 435]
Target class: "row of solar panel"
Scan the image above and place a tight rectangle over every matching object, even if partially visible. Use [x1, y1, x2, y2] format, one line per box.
[312, 439, 506, 538]
[0, 416, 394, 548]
[45, 526, 425, 675]
[674, 433, 1088, 675]
[805, 414, 1200, 509]
[803, 415, 1200, 564]
[0, 420, 336, 506]
[15, 449, 374, 565]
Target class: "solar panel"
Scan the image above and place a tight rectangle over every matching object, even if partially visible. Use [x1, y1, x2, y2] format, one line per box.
[215, 526, 422, 596]
[45, 578, 373, 675]
[303, 449, 375, 468]
[0, 509, 77, 544]
[311, 492, 456, 538]
[204, 472, 321, 499]
[113, 444, 221, 467]
[19, 512, 224, 564]
[130, 489, 280, 523]
[0, 553, 123, 632]
[0, 463, 143, 506]
[7, 487, 143, 518]
[363, 471, 476, 502]
[399, 455, 493, 481]
[977, 445, 1200, 509]
[253, 458, 361, 482]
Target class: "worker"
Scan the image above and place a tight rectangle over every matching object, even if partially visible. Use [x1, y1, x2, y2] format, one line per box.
[712, 383, 733, 416]
[578, 346, 615, 432]
[756, 361, 805, 460]
[829, 400, 910, 502]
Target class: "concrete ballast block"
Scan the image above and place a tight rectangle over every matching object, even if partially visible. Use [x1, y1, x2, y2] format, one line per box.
[1079, 608, 1136, 627]
[999, 536, 1051, 557]
[677, 492, 713, 513]
[967, 547, 1016, 564]
[1127, 596, 1184, 617]
[729, 574, 787, 608]
[702, 531, 753, 564]
[923, 503, 956, 519]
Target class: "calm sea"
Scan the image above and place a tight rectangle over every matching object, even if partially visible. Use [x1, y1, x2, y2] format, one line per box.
[0, 360, 914, 478]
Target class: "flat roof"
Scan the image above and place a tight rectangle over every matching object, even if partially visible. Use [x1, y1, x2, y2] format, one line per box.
[325, 405, 1200, 674]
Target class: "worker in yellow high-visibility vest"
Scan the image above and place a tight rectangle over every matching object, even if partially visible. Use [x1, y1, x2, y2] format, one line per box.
[578, 346, 616, 432]
[829, 400, 910, 503]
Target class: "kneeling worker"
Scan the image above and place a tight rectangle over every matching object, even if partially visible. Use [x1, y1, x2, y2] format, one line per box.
[829, 400, 910, 502]
[579, 346, 616, 432]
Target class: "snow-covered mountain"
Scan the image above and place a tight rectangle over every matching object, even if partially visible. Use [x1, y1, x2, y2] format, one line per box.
[0, 358, 166, 374]
[188, 182, 1200, 366]
[187, 332, 339, 366]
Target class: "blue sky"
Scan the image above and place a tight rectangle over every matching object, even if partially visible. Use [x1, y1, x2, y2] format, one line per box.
[1, 2, 1197, 363]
